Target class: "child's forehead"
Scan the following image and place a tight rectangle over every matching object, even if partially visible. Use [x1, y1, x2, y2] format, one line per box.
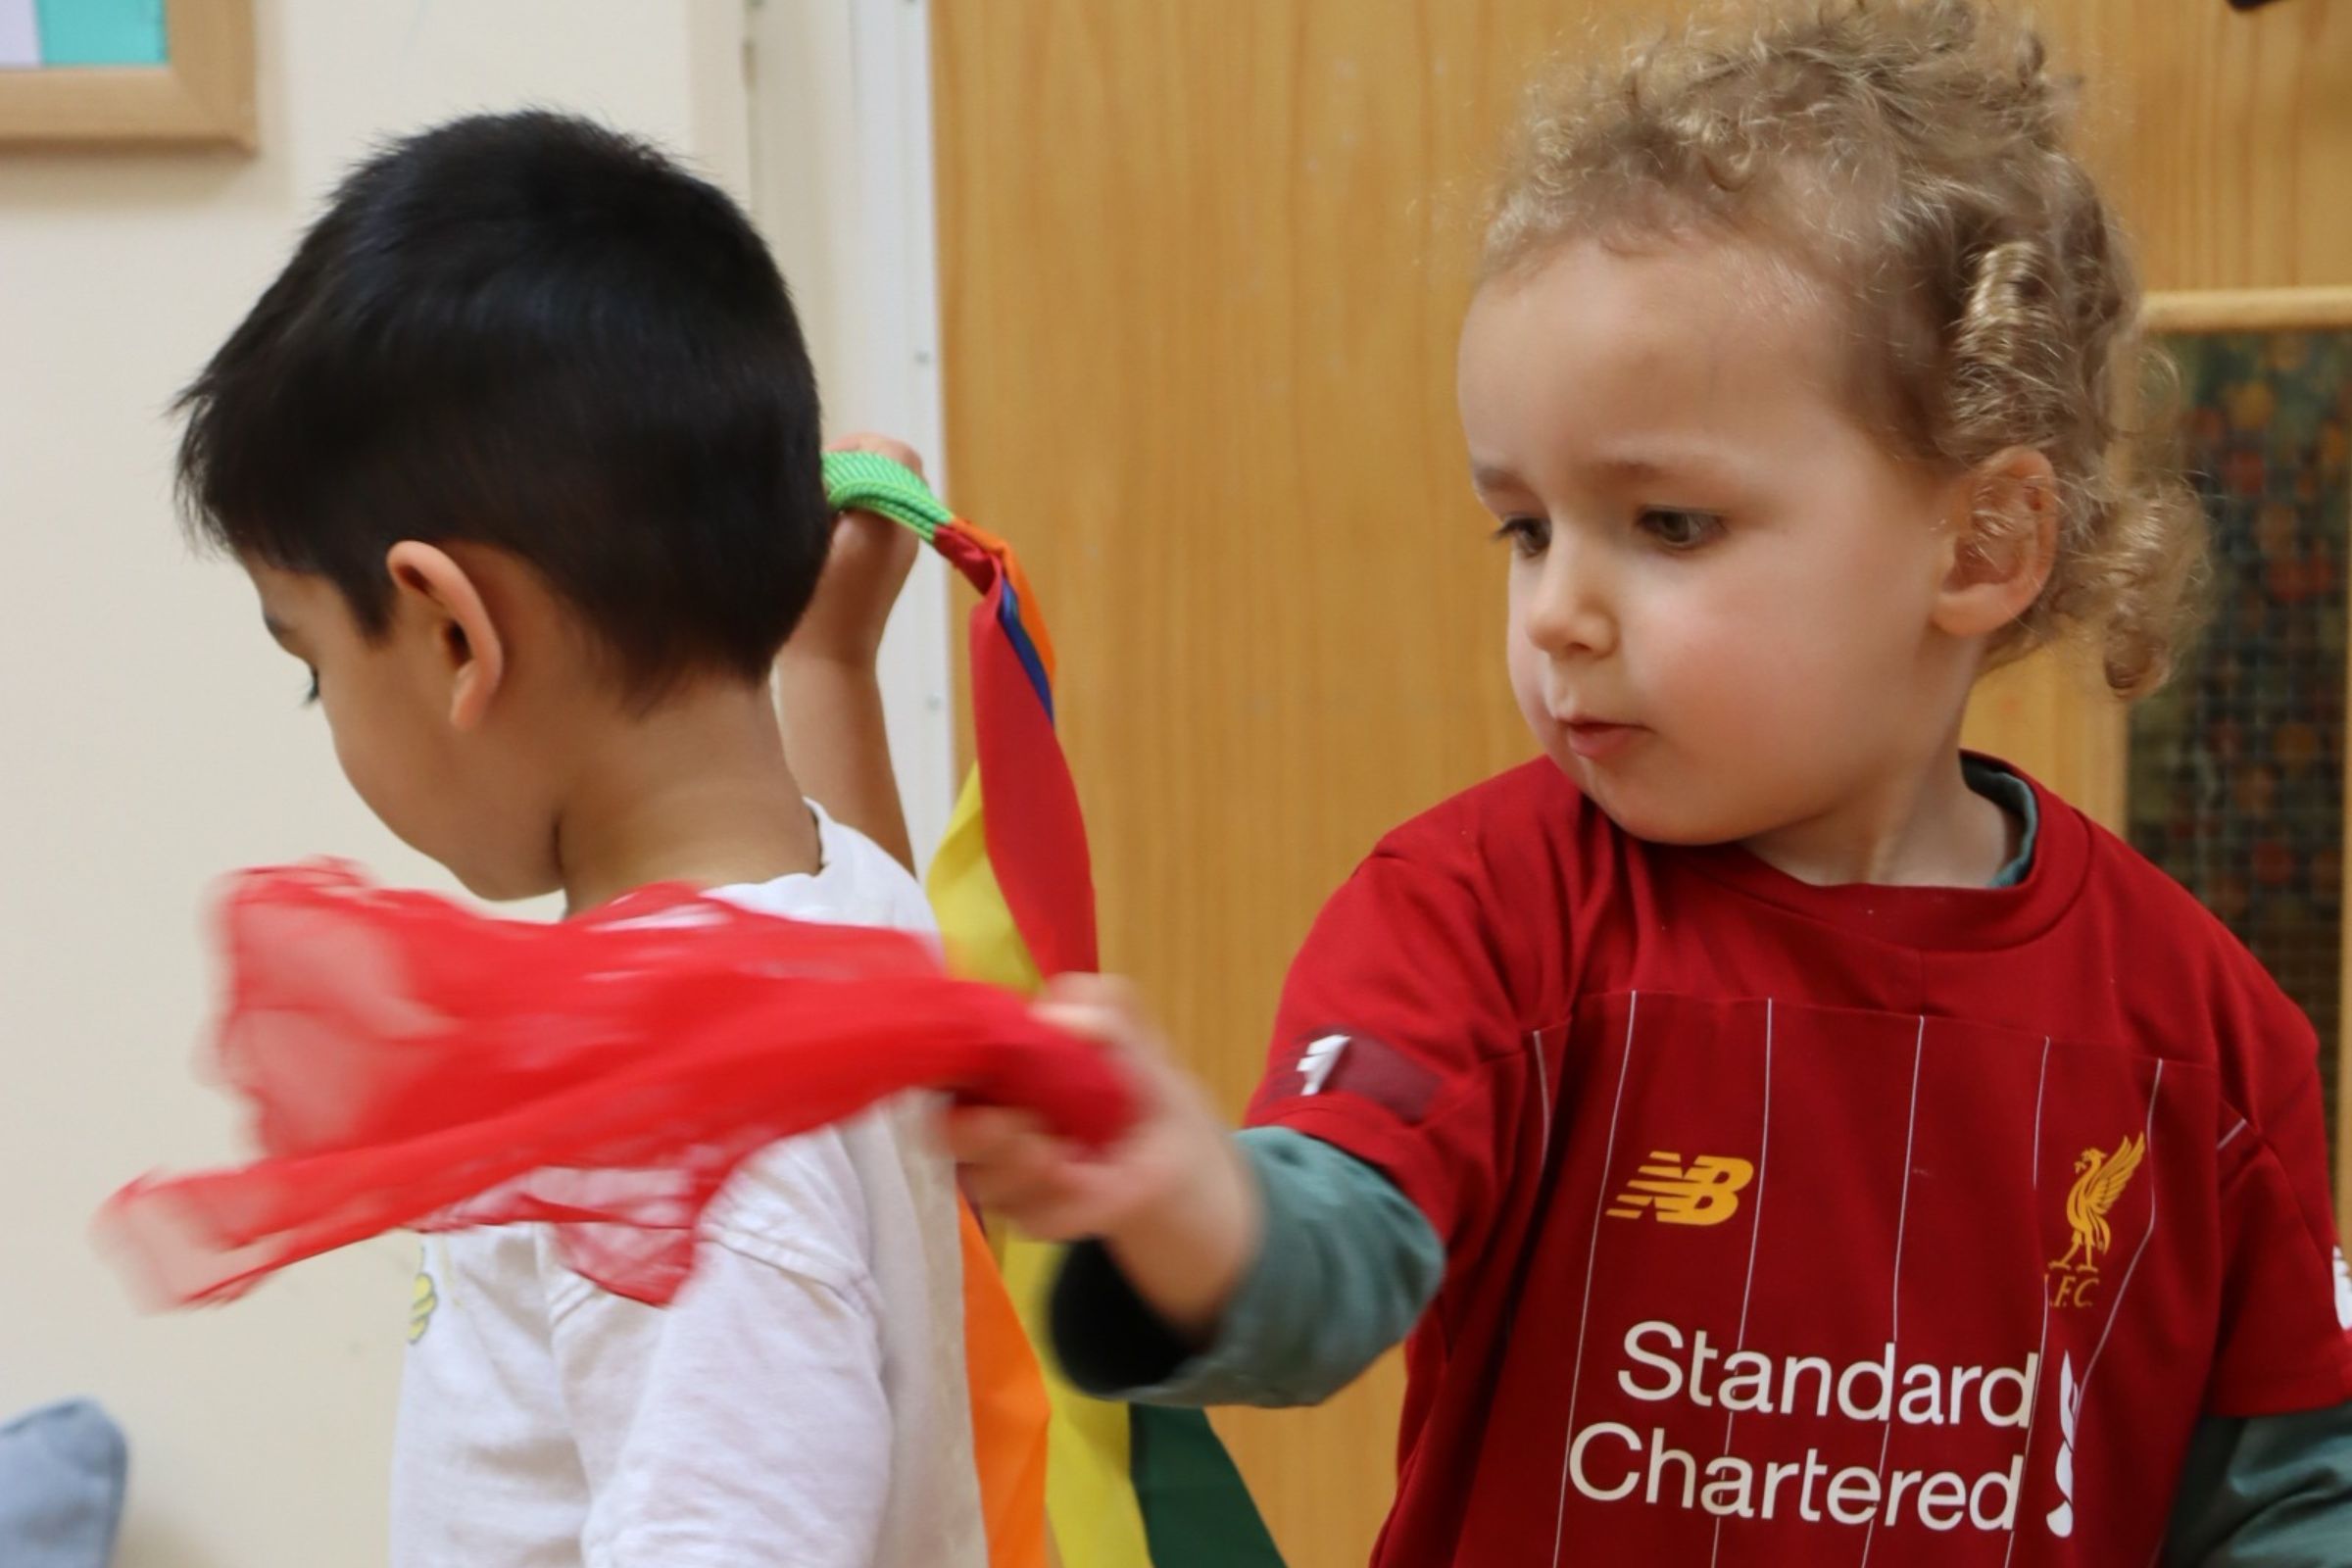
[1474, 231, 1838, 367]
[1458, 235, 1852, 458]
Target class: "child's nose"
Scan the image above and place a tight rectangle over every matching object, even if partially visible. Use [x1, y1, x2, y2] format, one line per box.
[1523, 544, 1617, 659]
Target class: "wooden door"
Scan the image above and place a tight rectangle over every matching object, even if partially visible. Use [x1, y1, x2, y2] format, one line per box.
[932, 6, 2352, 1565]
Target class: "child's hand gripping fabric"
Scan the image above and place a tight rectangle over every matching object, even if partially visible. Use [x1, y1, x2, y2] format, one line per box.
[947, 975, 1259, 1344]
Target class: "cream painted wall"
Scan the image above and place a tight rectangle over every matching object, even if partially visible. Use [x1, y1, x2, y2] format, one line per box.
[0, 3, 946, 1562]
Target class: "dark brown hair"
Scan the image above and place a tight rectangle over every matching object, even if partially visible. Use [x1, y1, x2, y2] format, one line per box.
[177, 111, 828, 696]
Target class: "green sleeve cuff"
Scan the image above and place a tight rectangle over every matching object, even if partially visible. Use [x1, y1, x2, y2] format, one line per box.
[1050, 1126, 1444, 1408]
[2164, 1402, 2352, 1564]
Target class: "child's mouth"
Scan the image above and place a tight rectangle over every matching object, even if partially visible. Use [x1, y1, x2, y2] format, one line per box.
[1562, 720, 1640, 760]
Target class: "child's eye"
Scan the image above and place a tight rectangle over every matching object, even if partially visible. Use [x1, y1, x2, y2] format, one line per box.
[1638, 508, 1723, 550]
[1491, 516, 1550, 558]
[302, 667, 320, 707]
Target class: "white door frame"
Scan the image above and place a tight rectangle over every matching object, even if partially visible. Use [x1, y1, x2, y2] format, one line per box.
[745, 0, 956, 865]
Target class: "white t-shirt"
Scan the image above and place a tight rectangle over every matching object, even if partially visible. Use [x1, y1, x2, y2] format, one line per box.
[389, 808, 985, 1568]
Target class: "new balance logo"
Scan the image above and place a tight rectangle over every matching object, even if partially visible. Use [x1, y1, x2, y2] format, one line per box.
[1607, 1152, 1756, 1226]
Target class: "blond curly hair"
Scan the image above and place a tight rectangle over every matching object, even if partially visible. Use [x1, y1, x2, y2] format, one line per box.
[1484, 0, 2202, 697]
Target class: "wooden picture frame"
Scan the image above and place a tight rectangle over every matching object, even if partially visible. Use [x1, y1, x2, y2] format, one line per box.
[2139, 286, 2352, 1231]
[0, 0, 254, 150]
[2144, 286, 2352, 336]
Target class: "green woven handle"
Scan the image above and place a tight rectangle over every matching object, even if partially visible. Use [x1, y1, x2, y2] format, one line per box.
[821, 450, 953, 542]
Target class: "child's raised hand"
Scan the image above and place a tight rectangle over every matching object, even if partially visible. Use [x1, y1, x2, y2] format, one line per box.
[787, 433, 928, 669]
[948, 975, 1262, 1339]
[778, 432, 932, 868]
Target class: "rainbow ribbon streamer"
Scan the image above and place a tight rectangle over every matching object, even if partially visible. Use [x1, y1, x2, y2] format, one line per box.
[822, 452, 1285, 1568]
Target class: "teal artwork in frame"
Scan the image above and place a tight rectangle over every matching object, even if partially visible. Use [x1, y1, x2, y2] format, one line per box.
[25, 0, 170, 69]
[0, 0, 251, 147]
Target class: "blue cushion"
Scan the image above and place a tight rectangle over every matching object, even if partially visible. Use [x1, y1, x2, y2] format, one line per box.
[0, 1400, 126, 1568]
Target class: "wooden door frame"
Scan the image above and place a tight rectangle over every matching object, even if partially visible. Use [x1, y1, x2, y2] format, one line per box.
[2142, 286, 2352, 1232]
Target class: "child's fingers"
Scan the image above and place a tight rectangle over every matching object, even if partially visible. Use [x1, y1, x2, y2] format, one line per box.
[823, 507, 921, 588]
[939, 1103, 1044, 1163]
[966, 1156, 1135, 1243]
[941, 1105, 1074, 1201]
[961, 1164, 1078, 1224]
[960, 1141, 1089, 1221]
[782, 477, 923, 664]
[1035, 977, 1160, 1074]
[939, 1102, 1134, 1237]
[1018, 1155, 1149, 1236]
[1038, 971, 1138, 1015]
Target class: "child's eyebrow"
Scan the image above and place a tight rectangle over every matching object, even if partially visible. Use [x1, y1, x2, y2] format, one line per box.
[1587, 449, 1704, 482]
[1584, 443, 1750, 490]
[262, 612, 295, 647]
[1472, 446, 1747, 496]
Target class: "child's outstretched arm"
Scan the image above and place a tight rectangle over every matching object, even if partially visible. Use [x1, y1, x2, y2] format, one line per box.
[778, 434, 926, 871]
[952, 976, 1446, 1407]
[962, 810, 1537, 1411]
[951, 976, 1263, 1338]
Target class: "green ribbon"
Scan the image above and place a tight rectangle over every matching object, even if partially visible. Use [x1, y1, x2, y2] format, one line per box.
[821, 450, 954, 542]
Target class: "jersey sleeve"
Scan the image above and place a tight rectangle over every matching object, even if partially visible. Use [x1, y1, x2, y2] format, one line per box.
[1245, 847, 1535, 1254]
[2162, 1405, 2352, 1562]
[2205, 1001, 2352, 1416]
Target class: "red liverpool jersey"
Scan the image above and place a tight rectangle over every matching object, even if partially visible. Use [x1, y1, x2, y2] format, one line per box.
[1250, 760, 2352, 1567]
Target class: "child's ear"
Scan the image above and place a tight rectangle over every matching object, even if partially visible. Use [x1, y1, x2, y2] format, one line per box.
[384, 541, 507, 731]
[1934, 447, 2060, 641]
